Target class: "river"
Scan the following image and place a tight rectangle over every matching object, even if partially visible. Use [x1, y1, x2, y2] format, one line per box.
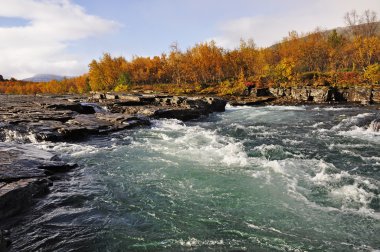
[7, 105, 380, 251]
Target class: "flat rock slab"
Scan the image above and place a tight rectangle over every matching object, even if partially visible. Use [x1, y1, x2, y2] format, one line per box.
[0, 142, 76, 220]
[0, 178, 51, 219]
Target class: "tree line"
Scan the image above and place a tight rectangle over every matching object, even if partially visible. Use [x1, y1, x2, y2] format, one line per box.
[1, 10, 379, 95]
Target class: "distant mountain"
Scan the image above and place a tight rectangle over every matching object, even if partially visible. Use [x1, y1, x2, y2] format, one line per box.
[23, 74, 68, 82]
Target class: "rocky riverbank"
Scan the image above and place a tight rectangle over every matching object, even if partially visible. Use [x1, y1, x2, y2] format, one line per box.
[0, 94, 226, 142]
[228, 86, 380, 106]
[268, 86, 380, 104]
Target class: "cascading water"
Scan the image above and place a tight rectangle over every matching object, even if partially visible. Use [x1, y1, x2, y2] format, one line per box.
[3, 105, 380, 251]
[369, 119, 380, 132]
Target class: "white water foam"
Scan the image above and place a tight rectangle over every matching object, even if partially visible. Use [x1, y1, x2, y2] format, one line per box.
[251, 157, 380, 218]
[332, 113, 375, 131]
[3, 129, 39, 143]
[311, 122, 324, 128]
[282, 139, 303, 145]
[253, 143, 304, 159]
[177, 238, 225, 247]
[337, 126, 380, 143]
[133, 119, 249, 167]
[225, 104, 249, 110]
[266, 105, 306, 111]
[34, 142, 102, 157]
[313, 107, 355, 111]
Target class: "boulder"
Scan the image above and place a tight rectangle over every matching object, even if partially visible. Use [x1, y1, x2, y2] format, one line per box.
[205, 97, 227, 112]
[154, 108, 206, 121]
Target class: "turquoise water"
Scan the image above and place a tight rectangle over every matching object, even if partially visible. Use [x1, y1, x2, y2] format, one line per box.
[9, 105, 380, 251]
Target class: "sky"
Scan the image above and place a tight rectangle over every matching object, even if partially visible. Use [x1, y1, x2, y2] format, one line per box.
[0, 0, 380, 79]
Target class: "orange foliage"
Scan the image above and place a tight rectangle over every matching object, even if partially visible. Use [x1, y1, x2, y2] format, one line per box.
[1, 10, 379, 95]
[0, 75, 90, 95]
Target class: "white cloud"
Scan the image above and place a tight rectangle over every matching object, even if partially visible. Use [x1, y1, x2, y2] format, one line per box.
[0, 0, 120, 79]
[210, 0, 380, 49]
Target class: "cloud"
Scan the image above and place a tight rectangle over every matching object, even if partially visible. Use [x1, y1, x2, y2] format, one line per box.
[210, 0, 380, 49]
[0, 0, 120, 79]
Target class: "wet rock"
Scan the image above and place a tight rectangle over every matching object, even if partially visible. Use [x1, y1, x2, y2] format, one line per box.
[0, 142, 76, 220]
[39, 163, 78, 174]
[0, 143, 76, 182]
[45, 102, 95, 114]
[0, 178, 51, 219]
[95, 113, 151, 129]
[0, 229, 11, 251]
[153, 108, 207, 121]
[204, 97, 227, 112]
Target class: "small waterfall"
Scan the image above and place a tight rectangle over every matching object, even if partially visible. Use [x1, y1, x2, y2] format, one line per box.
[369, 119, 380, 132]
[2, 129, 39, 143]
[80, 102, 107, 113]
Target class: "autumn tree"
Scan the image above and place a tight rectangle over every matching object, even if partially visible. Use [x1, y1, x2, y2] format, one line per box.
[89, 53, 129, 91]
[187, 41, 224, 84]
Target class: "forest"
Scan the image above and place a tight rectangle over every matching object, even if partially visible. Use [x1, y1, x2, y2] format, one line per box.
[1, 10, 379, 95]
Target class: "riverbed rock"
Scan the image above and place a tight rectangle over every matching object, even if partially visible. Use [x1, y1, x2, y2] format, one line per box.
[0, 178, 51, 219]
[0, 142, 76, 220]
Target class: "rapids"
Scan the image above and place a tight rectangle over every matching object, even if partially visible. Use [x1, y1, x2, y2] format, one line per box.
[4, 105, 380, 251]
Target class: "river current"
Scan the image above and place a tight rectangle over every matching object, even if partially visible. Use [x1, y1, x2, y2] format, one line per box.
[6, 105, 380, 251]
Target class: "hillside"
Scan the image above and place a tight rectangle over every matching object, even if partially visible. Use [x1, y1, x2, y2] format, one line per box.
[22, 74, 67, 82]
